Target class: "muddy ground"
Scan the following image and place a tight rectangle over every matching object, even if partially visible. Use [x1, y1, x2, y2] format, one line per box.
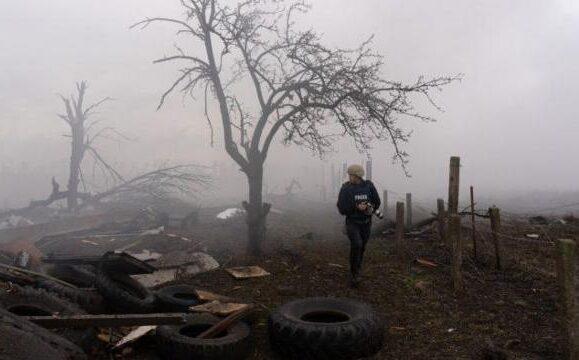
[40, 200, 568, 359]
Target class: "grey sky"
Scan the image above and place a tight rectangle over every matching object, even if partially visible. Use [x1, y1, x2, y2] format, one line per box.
[1, 0, 578, 208]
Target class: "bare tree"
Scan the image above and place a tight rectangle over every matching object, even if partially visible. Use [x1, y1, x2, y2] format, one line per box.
[133, 0, 460, 255]
[57, 81, 117, 211]
[0, 82, 211, 218]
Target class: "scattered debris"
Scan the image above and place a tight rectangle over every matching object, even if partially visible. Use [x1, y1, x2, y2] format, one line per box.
[81, 239, 100, 246]
[525, 234, 540, 239]
[140, 226, 164, 235]
[113, 325, 157, 349]
[190, 300, 249, 316]
[195, 289, 233, 303]
[43, 251, 155, 275]
[226, 266, 270, 279]
[132, 268, 180, 288]
[0, 215, 34, 230]
[416, 258, 438, 268]
[151, 252, 218, 271]
[216, 208, 245, 220]
[13, 251, 31, 269]
[133, 252, 219, 287]
[128, 249, 162, 262]
[328, 263, 344, 268]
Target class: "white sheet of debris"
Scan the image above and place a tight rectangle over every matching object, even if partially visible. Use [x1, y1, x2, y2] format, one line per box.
[216, 208, 245, 219]
[132, 252, 219, 288]
[0, 215, 34, 230]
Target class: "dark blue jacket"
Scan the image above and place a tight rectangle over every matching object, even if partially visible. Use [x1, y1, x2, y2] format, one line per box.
[337, 180, 381, 223]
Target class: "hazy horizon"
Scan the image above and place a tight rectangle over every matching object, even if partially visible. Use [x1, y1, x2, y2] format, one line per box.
[1, 0, 578, 211]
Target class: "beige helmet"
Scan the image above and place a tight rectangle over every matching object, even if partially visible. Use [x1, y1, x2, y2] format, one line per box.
[347, 164, 365, 179]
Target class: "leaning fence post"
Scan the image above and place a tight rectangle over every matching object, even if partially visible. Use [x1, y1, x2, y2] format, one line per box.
[556, 239, 578, 360]
[396, 202, 405, 257]
[448, 214, 463, 292]
[489, 207, 502, 270]
[470, 186, 478, 260]
[448, 156, 460, 215]
[437, 199, 446, 244]
[405, 193, 412, 229]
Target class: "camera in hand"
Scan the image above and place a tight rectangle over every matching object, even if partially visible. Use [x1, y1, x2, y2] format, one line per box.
[360, 201, 384, 219]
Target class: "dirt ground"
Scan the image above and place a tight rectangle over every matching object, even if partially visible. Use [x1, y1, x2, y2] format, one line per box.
[39, 200, 567, 359]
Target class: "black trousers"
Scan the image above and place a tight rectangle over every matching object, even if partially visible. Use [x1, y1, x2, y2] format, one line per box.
[346, 219, 371, 277]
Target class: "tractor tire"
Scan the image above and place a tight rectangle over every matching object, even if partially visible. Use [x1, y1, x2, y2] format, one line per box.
[94, 270, 156, 313]
[44, 265, 97, 288]
[0, 307, 86, 360]
[156, 314, 252, 360]
[155, 285, 200, 312]
[0, 285, 95, 351]
[268, 297, 384, 360]
[37, 279, 105, 314]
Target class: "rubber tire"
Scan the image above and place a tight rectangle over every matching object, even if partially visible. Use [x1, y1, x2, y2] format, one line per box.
[0, 307, 86, 360]
[94, 270, 156, 313]
[37, 279, 105, 314]
[155, 285, 200, 312]
[0, 285, 95, 350]
[156, 314, 252, 360]
[44, 265, 97, 288]
[268, 297, 384, 360]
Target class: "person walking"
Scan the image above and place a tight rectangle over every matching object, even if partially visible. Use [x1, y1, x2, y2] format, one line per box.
[337, 164, 381, 288]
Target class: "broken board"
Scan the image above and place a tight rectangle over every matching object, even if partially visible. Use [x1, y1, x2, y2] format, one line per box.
[225, 266, 270, 279]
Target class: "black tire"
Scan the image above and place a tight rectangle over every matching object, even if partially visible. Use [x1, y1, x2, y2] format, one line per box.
[94, 270, 156, 313]
[44, 265, 97, 288]
[268, 297, 384, 360]
[156, 314, 252, 360]
[155, 285, 200, 312]
[37, 279, 105, 314]
[0, 307, 86, 360]
[0, 285, 95, 350]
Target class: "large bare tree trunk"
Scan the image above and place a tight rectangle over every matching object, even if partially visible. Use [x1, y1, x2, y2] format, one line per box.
[66, 123, 84, 212]
[243, 164, 270, 256]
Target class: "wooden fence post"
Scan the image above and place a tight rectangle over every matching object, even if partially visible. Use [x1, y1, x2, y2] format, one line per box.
[448, 214, 463, 292]
[406, 193, 412, 229]
[396, 202, 405, 257]
[437, 199, 446, 244]
[489, 207, 502, 270]
[556, 239, 578, 360]
[448, 156, 460, 215]
[383, 190, 388, 220]
[470, 186, 477, 260]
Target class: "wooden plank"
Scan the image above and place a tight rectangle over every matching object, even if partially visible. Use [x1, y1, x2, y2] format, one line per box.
[24, 313, 186, 328]
[198, 305, 255, 339]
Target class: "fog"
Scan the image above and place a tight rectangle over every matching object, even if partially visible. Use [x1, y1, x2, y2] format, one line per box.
[1, 0, 578, 211]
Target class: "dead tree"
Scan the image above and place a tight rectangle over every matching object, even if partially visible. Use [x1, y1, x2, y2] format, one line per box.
[57, 81, 116, 212]
[133, 0, 460, 256]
